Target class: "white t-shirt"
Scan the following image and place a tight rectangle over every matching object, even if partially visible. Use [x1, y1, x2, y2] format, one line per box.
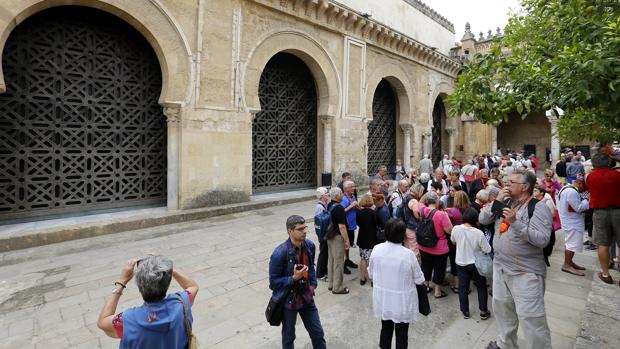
[450, 225, 492, 266]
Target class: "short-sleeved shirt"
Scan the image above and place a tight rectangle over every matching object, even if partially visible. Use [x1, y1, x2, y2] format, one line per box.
[112, 290, 194, 339]
[586, 168, 620, 209]
[417, 204, 452, 255]
[329, 201, 348, 231]
[341, 194, 358, 230]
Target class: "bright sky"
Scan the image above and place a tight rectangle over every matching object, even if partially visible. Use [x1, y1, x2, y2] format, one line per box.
[422, 0, 523, 43]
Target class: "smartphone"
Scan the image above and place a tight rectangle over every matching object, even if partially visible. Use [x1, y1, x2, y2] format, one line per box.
[491, 200, 507, 217]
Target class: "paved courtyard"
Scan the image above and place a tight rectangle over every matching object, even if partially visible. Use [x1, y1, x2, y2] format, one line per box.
[0, 200, 616, 349]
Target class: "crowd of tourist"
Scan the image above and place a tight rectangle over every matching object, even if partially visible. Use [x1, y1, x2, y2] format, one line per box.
[95, 146, 618, 349]
[268, 147, 618, 349]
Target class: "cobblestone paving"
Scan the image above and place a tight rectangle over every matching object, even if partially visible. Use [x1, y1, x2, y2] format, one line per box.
[1, 200, 616, 348]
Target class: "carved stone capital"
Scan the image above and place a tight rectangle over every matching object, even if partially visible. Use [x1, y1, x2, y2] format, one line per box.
[400, 124, 414, 135]
[422, 131, 432, 138]
[445, 127, 457, 135]
[319, 114, 334, 126]
[162, 102, 183, 125]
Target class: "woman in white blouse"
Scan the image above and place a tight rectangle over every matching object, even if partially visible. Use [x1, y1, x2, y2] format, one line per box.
[450, 208, 492, 320]
[369, 219, 425, 349]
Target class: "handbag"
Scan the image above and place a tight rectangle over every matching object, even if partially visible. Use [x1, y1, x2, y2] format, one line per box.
[265, 285, 293, 326]
[474, 251, 494, 278]
[416, 284, 431, 316]
[176, 294, 200, 349]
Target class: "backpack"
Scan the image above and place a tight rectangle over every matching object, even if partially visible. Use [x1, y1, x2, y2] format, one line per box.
[314, 205, 331, 241]
[526, 198, 556, 267]
[397, 194, 418, 229]
[325, 203, 341, 240]
[416, 209, 439, 247]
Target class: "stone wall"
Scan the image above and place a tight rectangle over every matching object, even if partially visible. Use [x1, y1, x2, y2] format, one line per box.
[0, 0, 463, 212]
[497, 111, 551, 162]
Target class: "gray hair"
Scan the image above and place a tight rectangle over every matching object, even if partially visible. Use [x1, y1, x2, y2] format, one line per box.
[371, 178, 384, 188]
[343, 180, 355, 190]
[315, 187, 328, 199]
[591, 153, 611, 168]
[378, 165, 387, 172]
[476, 189, 489, 202]
[426, 192, 438, 204]
[135, 255, 173, 302]
[513, 169, 536, 195]
[286, 215, 305, 231]
[329, 186, 342, 200]
[398, 179, 409, 187]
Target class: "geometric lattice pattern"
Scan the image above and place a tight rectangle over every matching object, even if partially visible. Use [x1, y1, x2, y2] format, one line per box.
[367, 80, 397, 176]
[0, 7, 166, 220]
[252, 53, 317, 192]
[432, 97, 445, 166]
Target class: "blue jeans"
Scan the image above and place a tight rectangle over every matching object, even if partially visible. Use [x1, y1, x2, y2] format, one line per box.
[282, 301, 326, 349]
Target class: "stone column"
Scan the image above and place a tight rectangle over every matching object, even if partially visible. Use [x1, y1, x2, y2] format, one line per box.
[163, 103, 182, 210]
[549, 117, 560, 163]
[491, 122, 499, 154]
[423, 130, 432, 157]
[445, 127, 456, 158]
[413, 126, 423, 164]
[401, 125, 413, 170]
[320, 115, 333, 185]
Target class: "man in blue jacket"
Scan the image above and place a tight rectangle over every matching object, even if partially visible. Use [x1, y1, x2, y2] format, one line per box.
[269, 215, 326, 349]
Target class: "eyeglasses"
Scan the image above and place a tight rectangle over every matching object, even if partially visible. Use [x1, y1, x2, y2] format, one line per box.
[294, 226, 308, 232]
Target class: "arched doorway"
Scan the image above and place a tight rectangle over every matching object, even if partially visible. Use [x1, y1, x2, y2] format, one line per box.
[252, 52, 317, 192]
[0, 7, 167, 220]
[431, 96, 447, 166]
[367, 79, 397, 176]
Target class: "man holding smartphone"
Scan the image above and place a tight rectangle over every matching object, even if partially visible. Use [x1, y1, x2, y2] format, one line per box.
[480, 169, 553, 349]
[269, 215, 326, 349]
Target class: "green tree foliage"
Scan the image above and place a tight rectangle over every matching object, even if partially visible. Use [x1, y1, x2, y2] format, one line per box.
[447, 0, 620, 144]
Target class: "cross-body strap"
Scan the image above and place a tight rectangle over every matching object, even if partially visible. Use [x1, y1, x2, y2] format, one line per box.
[175, 294, 192, 343]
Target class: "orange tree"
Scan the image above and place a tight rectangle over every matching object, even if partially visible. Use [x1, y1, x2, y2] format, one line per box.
[447, 0, 620, 144]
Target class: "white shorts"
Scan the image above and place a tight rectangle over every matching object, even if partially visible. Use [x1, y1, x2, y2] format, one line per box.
[564, 229, 584, 253]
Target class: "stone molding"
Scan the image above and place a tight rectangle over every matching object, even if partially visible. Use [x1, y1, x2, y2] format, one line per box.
[248, 0, 461, 77]
[242, 29, 341, 118]
[0, 0, 193, 106]
[402, 0, 454, 33]
[365, 63, 413, 125]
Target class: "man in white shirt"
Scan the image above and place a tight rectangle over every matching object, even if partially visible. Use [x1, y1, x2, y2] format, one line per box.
[558, 178, 590, 276]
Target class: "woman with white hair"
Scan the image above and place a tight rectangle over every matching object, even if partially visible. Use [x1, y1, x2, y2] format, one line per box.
[315, 187, 330, 279]
[97, 255, 199, 348]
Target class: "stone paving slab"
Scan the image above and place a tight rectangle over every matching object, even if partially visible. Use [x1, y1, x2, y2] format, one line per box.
[1, 199, 618, 349]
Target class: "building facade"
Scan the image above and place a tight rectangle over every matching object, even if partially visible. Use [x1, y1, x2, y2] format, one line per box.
[0, 0, 463, 221]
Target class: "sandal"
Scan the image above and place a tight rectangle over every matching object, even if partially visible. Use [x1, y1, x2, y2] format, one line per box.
[562, 266, 585, 276]
[332, 287, 350, 294]
[434, 291, 448, 299]
[598, 272, 613, 284]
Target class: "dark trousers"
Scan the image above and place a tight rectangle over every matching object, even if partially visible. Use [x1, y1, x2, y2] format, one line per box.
[347, 229, 355, 247]
[457, 264, 488, 313]
[282, 302, 326, 349]
[448, 242, 457, 276]
[420, 251, 448, 284]
[380, 320, 409, 349]
[316, 239, 328, 278]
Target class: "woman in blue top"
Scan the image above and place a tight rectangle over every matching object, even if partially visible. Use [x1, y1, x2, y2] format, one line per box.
[97, 255, 199, 349]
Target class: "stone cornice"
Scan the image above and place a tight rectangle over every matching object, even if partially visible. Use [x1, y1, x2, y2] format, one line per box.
[402, 0, 454, 33]
[248, 0, 461, 77]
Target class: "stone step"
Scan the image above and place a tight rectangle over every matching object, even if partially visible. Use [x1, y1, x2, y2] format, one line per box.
[0, 190, 316, 252]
